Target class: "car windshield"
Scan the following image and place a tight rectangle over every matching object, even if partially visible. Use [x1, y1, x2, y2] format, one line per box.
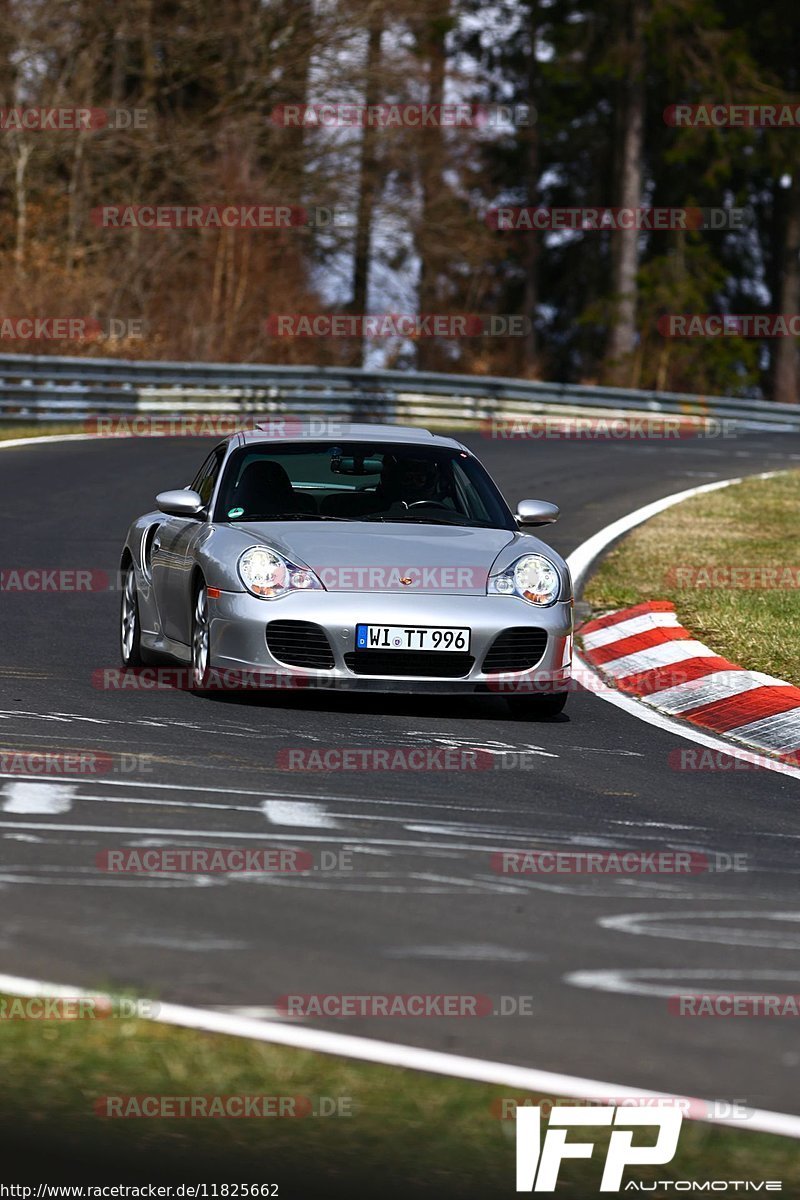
[213, 441, 515, 530]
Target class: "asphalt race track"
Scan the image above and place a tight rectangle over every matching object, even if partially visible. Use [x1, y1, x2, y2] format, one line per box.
[3, 429, 800, 1113]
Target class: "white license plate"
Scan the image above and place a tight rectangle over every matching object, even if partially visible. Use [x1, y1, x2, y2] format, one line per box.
[356, 624, 470, 652]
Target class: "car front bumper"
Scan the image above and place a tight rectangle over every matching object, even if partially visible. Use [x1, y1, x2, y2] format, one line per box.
[207, 589, 573, 695]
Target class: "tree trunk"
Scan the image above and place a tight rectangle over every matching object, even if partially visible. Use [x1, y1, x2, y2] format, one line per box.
[13, 139, 31, 277]
[605, 0, 645, 385]
[350, 17, 382, 366]
[415, 5, 448, 372]
[773, 172, 800, 403]
[521, 0, 540, 376]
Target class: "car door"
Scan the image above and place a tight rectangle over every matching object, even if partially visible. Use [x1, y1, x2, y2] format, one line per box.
[151, 445, 225, 645]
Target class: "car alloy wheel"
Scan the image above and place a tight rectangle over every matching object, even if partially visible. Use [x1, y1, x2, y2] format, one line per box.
[191, 585, 211, 689]
[120, 566, 143, 667]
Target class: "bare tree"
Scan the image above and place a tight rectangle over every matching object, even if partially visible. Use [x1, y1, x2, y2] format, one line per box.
[773, 170, 800, 403]
[604, 0, 645, 385]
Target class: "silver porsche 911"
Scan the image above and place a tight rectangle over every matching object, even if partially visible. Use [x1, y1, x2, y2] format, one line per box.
[119, 423, 573, 716]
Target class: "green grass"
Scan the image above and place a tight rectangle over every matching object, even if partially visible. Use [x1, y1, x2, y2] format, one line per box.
[583, 470, 800, 681]
[0, 423, 83, 441]
[1, 997, 798, 1194]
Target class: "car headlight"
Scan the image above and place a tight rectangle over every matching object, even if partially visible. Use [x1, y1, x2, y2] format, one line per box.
[488, 553, 562, 606]
[238, 546, 323, 599]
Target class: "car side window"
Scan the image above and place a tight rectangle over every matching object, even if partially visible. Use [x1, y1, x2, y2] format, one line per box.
[190, 446, 226, 508]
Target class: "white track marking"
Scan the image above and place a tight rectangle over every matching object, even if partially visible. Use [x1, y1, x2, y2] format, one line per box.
[0, 709, 338, 742]
[566, 966, 800, 999]
[406, 733, 558, 759]
[640, 670, 780, 714]
[567, 476, 754, 594]
[1, 781, 76, 814]
[600, 910, 800, 951]
[261, 800, 338, 827]
[237, 872, 519, 896]
[612, 820, 708, 830]
[0, 969, 797, 1138]
[3, 787, 542, 825]
[568, 747, 644, 756]
[60, 793, 276, 814]
[0, 819, 732, 868]
[504, 877, 758, 901]
[581, 611, 681, 651]
[0, 820, 547, 856]
[574, 649, 800, 781]
[383, 944, 544, 962]
[0, 434, 96, 450]
[122, 934, 248, 951]
[0, 771, 548, 813]
[224, 1006, 293, 1019]
[0, 867, 214, 889]
[0, 710, 110, 725]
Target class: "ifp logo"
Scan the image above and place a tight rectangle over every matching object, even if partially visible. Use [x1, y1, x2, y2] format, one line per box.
[516, 1105, 682, 1191]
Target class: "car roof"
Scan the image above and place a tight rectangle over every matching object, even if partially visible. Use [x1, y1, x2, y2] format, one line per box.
[235, 422, 466, 451]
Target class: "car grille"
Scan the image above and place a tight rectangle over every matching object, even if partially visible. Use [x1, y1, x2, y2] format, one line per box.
[344, 651, 474, 678]
[266, 620, 335, 670]
[482, 627, 548, 673]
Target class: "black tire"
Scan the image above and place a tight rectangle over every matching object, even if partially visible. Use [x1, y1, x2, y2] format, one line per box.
[506, 691, 569, 719]
[120, 563, 145, 668]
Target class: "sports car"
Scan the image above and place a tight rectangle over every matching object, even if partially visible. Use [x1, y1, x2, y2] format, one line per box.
[119, 423, 573, 716]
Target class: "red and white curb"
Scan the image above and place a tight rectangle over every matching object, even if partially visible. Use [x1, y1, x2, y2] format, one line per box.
[566, 471, 800, 780]
[579, 601, 800, 765]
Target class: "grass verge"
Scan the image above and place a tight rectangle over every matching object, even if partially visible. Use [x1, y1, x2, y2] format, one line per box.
[0, 998, 798, 1195]
[583, 470, 800, 681]
[0, 423, 83, 441]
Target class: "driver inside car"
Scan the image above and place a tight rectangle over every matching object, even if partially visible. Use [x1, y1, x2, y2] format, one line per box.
[378, 455, 454, 512]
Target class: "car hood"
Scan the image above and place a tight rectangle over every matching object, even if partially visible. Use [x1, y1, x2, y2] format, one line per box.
[232, 521, 517, 594]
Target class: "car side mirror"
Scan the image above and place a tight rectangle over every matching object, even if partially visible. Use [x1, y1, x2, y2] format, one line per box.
[516, 499, 560, 527]
[156, 488, 205, 518]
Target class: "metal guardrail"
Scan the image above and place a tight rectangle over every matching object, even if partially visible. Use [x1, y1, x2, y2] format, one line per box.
[1, 352, 798, 432]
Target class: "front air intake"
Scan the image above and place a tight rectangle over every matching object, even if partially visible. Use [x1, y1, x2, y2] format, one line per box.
[482, 627, 547, 673]
[266, 620, 335, 669]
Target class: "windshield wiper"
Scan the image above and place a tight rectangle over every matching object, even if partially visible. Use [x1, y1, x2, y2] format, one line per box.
[230, 512, 348, 522]
[360, 515, 470, 526]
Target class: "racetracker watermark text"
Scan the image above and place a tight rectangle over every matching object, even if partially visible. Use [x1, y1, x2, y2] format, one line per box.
[491, 850, 746, 873]
[486, 206, 747, 231]
[92, 205, 348, 229]
[96, 847, 352, 873]
[481, 416, 732, 440]
[670, 994, 800, 1017]
[85, 416, 345, 438]
[0, 750, 149, 775]
[270, 102, 534, 128]
[276, 994, 535, 1017]
[264, 313, 530, 337]
[0, 107, 148, 131]
[665, 564, 800, 589]
[95, 1094, 352, 1118]
[0, 996, 156, 1019]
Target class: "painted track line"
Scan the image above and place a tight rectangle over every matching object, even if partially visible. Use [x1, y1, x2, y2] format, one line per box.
[567, 475, 764, 596]
[0, 971, 798, 1139]
[0, 433, 99, 450]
